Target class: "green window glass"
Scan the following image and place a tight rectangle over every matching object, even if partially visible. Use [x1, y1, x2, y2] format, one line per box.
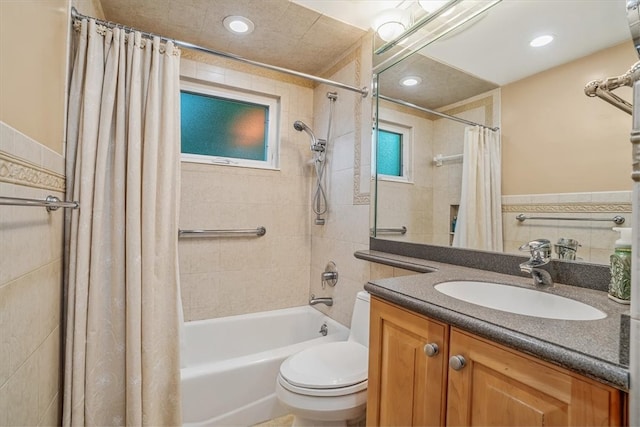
[377, 129, 402, 176]
[181, 91, 269, 161]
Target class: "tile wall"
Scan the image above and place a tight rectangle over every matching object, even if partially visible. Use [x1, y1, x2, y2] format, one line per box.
[502, 191, 633, 265]
[376, 104, 434, 244]
[308, 39, 374, 327]
[178, 58, 315, 321]
[0, 122, 65, 426]
[178, 36, 376, 328]
[374, 90, 499, 250]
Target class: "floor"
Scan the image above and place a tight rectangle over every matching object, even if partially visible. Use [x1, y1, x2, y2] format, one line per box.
[253, 414, 294, 427]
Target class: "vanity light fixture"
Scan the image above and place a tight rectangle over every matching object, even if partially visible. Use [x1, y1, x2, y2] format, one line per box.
[529, 34, 554, 47]
[371, 8, 410, 42]
[418, 0, 449, 14]
[223, 15, 255, 34]
[400, 76, 422, 86]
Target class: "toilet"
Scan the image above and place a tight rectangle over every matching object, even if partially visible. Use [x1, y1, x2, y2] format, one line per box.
[275, 291, 370, 427]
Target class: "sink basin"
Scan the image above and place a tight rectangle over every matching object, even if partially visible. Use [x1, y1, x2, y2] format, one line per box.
[434, 281, 606, 320]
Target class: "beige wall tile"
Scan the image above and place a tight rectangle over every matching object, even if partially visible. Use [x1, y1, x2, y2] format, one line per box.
[38, 393, 60, 427]
[37, 328, 60, 419]
[179, 64, 313, 320]
[0, 125, 64, 426]
[6, 350, 40, 426]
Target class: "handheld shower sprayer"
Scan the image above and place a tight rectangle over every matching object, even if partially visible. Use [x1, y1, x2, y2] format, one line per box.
[293, 93, 337, 226]
[293, 120, 325, 152]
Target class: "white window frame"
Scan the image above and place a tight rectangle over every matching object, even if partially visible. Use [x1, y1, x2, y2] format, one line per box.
[180, 79, 280, 170]
[375, 120, 413, 184]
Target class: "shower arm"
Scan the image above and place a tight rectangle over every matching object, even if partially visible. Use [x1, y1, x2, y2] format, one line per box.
[584, 61, 640, 115]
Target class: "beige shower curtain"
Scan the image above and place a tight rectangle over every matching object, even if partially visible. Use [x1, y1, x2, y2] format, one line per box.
[63, 19, 182, 426]
[452, 126, 503, 251]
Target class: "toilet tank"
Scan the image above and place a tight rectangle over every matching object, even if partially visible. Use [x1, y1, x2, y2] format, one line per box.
[348, 291, 371, 347]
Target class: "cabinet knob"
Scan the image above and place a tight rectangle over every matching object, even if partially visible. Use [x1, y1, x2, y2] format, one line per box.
[423, 343, 439, 357]
[449, 355, 466, 371]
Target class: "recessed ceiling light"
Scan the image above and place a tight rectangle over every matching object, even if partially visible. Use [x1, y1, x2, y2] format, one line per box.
[401, 76, 422, 86]
[529, 34, 554, 47]
[223, 16, 255, 34]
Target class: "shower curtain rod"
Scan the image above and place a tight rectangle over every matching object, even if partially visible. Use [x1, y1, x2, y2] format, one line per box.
[378, 94, 499, 131]
[70, 7, 369, 98]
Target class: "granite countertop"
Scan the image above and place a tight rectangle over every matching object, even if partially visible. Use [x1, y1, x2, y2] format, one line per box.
[356, 250, 631, 391]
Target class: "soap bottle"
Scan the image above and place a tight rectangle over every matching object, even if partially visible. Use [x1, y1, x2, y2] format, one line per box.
[609, 227, 632, 304]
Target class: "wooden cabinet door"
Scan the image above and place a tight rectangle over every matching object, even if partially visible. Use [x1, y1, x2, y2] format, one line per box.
[446, 328, 625, 427]
[367, 297, 449, 426]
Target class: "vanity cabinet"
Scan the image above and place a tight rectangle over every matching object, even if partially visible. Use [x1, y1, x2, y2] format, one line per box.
[367, 296, 627, 426]
[367, 296, 449, 426]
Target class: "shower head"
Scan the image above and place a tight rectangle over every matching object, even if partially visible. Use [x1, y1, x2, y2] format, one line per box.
[293, 120, 319, 150]
[293, 120, 308, 132]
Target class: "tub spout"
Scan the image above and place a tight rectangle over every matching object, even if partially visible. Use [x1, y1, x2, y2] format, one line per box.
[309, 294, 333, 306]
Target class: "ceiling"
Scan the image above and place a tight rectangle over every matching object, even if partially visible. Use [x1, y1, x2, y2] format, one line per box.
[98, 0, 367, 75]
[98, 0, 635, 108]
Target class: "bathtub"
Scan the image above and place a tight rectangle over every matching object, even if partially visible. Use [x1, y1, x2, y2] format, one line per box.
[181, 305, 350, 427]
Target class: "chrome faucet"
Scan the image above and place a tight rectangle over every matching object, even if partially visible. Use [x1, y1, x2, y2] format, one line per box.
[309, 294, 333, 306]
[519, 239, 554, 287]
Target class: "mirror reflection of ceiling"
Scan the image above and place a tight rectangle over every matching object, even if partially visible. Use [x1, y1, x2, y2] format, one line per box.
[376, 0, 632, 109]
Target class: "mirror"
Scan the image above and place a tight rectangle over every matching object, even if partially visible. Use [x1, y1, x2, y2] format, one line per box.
[373, 0, 636, 265]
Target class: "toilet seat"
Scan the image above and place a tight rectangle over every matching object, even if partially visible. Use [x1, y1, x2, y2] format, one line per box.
[278, 341, 368, 397]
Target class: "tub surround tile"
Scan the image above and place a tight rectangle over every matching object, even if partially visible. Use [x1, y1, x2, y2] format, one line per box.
[178, 61, 314, 321]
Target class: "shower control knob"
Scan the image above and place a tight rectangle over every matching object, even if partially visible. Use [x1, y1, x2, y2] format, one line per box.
[423, 343, 439, 357]
[449, 355, 467, 371]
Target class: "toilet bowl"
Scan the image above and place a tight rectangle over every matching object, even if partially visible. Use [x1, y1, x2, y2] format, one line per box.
[275, 291, 370, 427]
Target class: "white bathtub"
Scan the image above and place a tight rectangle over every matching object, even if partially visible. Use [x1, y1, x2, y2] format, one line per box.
[181, 305, 350, 427]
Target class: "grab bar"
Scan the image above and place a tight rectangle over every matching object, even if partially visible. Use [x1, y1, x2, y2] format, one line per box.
[0, 195, 79, 212]
[516, 214, 625, 225]
[433, 153, 463, 167]
[371, 226, 407, 235]
[178, 227, 267, 238]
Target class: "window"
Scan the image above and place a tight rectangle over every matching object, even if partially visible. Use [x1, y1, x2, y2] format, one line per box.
[375, 121, 412, 182]
[180, 80, 279, 169]
[377, 129, 402, 176]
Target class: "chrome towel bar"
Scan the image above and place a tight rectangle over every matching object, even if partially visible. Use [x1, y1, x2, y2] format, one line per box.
[0, 195, 79, 212]
[516, 214, 625, 225]
[178, 227, 267, 238]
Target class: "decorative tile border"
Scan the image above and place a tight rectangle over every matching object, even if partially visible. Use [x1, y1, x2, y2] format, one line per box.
[352, 46, 369, 206]
[503, 202, 632, 214]
[0, 151, 65, 191]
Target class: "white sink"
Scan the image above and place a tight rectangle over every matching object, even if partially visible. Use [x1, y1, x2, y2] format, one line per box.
[434, 281, 606, 321]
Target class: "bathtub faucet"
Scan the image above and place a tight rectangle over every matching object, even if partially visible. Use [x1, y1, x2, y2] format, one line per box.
[309, 294, 333, 307]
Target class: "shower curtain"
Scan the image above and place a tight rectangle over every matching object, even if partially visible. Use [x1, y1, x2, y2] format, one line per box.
[63, 19, 182, 426]
[452, 126, 503, 251]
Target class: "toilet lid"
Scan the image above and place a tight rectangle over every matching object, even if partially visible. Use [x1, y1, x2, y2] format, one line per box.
[279, 341, 368, 389]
